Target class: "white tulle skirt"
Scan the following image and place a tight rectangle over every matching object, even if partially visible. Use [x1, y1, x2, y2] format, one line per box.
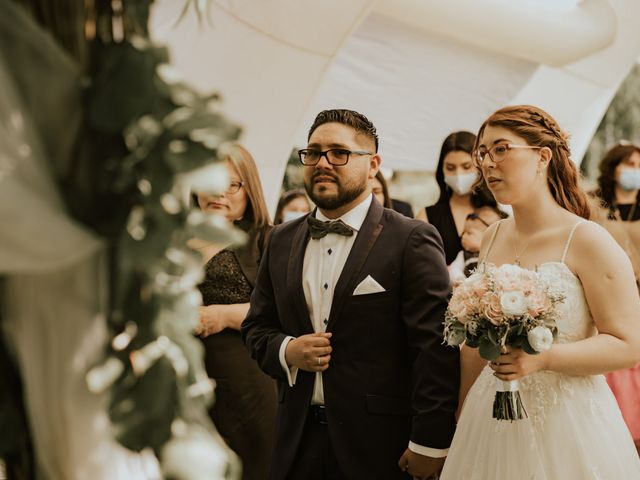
[440, 367, 640, 480]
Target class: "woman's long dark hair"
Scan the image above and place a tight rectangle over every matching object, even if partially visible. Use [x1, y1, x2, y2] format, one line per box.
[596, 143, 640, 208]
[374, 171, 392, 208]
[435, 131, 497, 208]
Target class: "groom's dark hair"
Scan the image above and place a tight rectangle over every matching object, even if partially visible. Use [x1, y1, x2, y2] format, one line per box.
[308, 109, 379, 152]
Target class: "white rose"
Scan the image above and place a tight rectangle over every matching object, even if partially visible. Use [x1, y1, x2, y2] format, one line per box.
[527, 326, 554, 352]
[500, 291, 527, 317]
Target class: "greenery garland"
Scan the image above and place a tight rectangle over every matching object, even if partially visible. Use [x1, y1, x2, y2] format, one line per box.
[82, 3, 243, 476]
[4, 0, 244, 477]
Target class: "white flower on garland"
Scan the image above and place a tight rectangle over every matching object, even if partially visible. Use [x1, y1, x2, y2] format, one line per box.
[500, 291, 527, 316]
[161, 422, 237, 480]
[527, 326, 554, 352]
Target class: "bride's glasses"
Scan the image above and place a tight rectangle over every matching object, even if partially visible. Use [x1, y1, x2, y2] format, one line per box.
[473, 143, 541, 167]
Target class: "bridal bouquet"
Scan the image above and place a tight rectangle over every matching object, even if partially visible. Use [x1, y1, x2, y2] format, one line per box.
[444, 263, 565, 420]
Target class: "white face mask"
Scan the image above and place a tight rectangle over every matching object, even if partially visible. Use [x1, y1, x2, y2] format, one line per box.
[444, 171, 478, 196]
[282, 210, 307, 223]
[618, 168, 640, 191]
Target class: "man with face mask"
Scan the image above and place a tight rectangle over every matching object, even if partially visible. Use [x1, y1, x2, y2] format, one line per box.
[242, 109, 459, 480]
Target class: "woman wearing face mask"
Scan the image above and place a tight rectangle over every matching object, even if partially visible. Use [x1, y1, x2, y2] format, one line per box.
[593, 142, 640, 454]
[417, 131, 497, 265]
[192, 145, 277, 480]
[595, 142, 640, 222]
[274, 188, 312, 224]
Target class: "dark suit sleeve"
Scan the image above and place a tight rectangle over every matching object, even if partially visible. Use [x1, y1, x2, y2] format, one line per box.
[241, 232, 289, 382]
[402, 222, 459, 449]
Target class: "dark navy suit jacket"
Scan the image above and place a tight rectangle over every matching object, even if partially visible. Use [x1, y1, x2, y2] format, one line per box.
[242, 200, 460, 480]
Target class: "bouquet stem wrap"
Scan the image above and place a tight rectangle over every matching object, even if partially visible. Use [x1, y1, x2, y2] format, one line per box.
[492, 379, 527, 421]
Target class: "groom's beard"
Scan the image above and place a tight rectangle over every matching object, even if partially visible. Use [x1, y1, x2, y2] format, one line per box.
[305, 171, 367, 211]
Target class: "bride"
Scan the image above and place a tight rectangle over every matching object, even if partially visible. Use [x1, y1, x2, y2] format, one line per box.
[440, 105, 640, 479]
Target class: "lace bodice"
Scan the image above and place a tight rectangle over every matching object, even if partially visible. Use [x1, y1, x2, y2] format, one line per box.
[531, 261, 596, 343]
[482, 219, 596, 344]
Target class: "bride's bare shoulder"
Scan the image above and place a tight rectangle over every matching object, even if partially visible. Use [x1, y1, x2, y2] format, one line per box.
[569, 220, 631, 272]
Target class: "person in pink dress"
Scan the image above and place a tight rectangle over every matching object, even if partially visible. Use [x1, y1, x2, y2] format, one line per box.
[595, 142, 640, 453]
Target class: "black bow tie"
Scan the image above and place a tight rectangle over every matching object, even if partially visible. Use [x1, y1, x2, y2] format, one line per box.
[307, 216, 354, 240]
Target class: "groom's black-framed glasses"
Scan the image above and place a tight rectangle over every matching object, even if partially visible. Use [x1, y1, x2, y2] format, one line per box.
[298, 148, 373, 166]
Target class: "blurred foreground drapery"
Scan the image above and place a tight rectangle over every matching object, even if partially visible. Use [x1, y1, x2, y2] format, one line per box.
[0, 2, 160, 478]
[0, 1, 242, 478]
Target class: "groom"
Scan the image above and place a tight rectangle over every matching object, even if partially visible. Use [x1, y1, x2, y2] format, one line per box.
[242, 109, 459, 479]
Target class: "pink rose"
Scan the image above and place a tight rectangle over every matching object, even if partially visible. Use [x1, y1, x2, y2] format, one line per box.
[526, 289, 552, 317]
[482, 292, 504, 325]
[448, 294, 469, 323]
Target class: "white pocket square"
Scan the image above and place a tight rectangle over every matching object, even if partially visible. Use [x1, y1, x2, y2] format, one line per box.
[353, 275, 386, 295]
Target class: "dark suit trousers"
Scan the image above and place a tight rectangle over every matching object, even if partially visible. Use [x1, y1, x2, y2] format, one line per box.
[286, 407, 344, 480]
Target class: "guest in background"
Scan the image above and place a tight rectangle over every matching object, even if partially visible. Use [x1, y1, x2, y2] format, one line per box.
[371, 170, 392, 208]
[392, 198, 414, 218]
[372, 170, 414, 217]
[448, 206, 508, 284]
[592, 143, 640, 280]
[417, 131, 496, 265]
[274, 188, 312, 224]
[192, 144, 277, 480]
[593, 141, 640, 453]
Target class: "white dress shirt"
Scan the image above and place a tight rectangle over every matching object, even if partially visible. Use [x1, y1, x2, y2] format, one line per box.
[277, 194, 447, 458]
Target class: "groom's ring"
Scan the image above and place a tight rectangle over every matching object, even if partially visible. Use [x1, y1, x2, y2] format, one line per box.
[316, 357, 321, 366]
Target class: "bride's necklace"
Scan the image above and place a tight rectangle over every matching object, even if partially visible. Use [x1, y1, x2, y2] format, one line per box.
[512, 230, 531, 266]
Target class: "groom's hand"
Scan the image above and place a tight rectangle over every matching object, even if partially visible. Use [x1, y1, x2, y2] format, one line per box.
[285, 332, 332, 372]
[398, 449, 445, 479]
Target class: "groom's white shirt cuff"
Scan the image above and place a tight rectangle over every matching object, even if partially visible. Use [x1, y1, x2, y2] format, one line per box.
[408, 441, 448, 457]
[279, 336, 298, 386]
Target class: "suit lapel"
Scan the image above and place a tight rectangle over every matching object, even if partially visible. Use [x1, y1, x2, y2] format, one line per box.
[327, 200, 384, 330]
[287, 215, 314, 334]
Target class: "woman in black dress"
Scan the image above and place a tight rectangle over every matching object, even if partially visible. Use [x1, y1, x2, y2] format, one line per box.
[193, 144, 276, 480]
[416, 131, 496, 265]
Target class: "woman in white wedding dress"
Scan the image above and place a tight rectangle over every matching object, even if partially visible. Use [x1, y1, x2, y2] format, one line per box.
[440, 105, 640, 480]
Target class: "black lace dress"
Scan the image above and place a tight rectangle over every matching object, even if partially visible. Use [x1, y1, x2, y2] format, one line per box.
[199, 246, 277, 480]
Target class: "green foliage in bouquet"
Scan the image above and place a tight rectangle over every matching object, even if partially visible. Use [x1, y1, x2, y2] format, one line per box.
[444, 264, 565, 421]
[444, 265, 563, 361]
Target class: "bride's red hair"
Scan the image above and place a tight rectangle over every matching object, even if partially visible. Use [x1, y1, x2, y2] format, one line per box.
[475, 105, 591, 219]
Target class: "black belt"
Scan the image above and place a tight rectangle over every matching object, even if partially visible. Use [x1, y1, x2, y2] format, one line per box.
[309, 405, 328, 425]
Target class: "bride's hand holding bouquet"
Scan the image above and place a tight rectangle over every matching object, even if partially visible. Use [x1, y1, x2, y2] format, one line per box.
[444, 263, 565, 420]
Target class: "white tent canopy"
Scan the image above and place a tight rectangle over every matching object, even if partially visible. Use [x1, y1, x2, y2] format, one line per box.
[150, 0, 640, 210]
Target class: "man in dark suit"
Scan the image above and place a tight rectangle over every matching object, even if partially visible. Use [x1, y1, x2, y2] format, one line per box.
[242, 109, 459, 480]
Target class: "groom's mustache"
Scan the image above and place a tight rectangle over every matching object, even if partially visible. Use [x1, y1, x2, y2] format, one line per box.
[311, 171, 340, 184]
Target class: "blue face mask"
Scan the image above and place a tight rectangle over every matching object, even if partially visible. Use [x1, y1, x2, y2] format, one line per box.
[618, 168, 640, 191]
